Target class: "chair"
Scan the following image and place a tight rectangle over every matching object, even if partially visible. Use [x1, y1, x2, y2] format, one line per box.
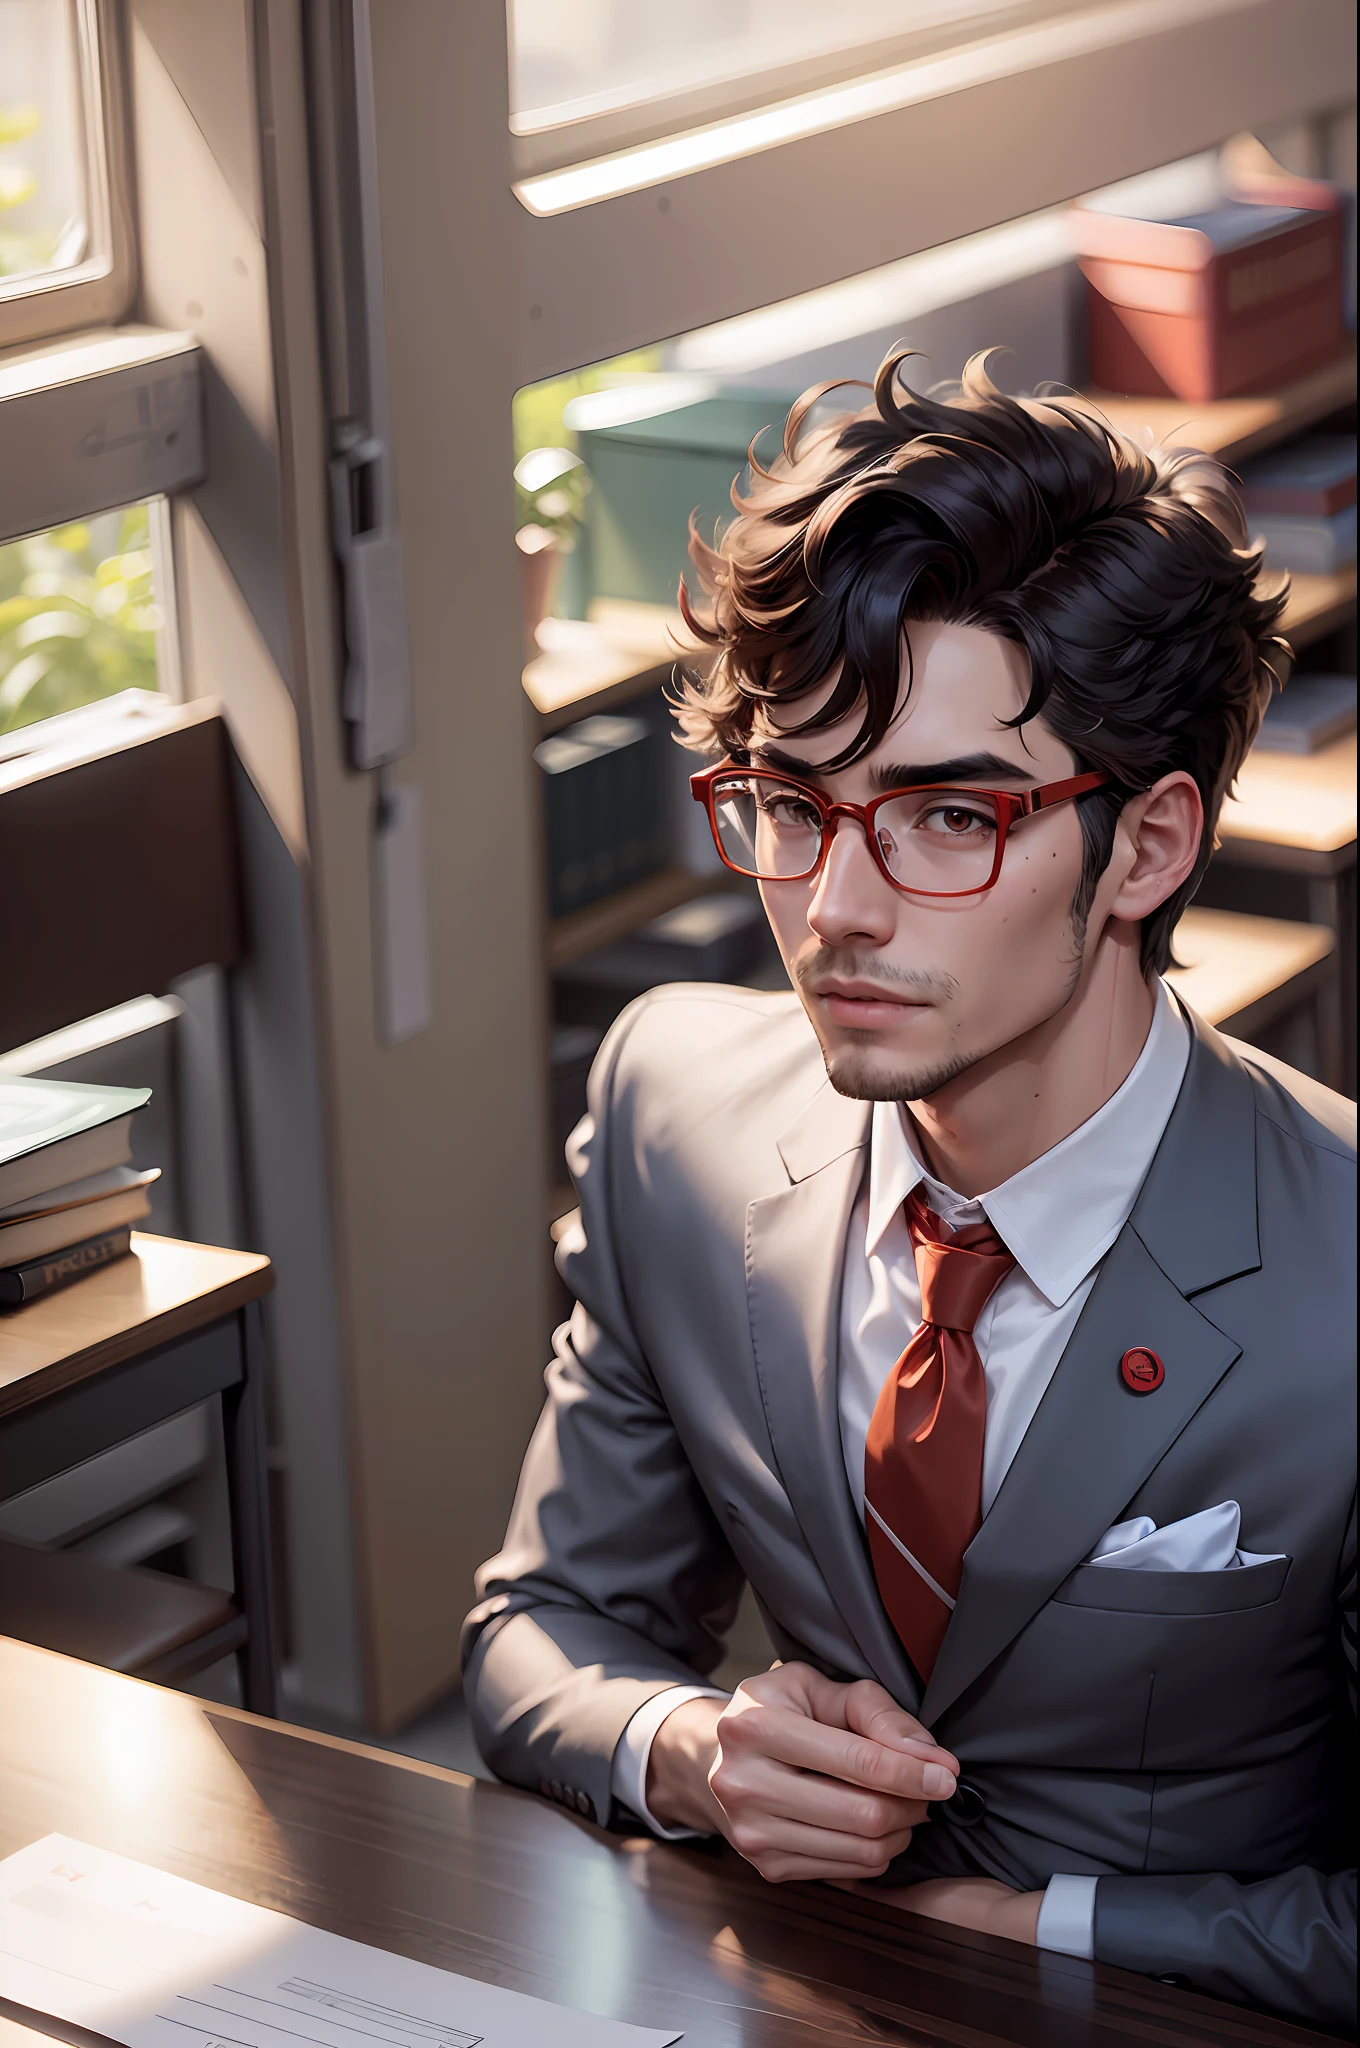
[0, 1536, 248, 1687]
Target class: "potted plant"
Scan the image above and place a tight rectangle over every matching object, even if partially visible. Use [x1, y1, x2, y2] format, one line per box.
[514, 446, 589, 660]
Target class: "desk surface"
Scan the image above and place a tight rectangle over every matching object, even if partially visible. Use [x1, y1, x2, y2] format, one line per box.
[1219, 733, 1357, 856]
[0, 1233, 272, 1419]
[1165, 908, 1334, 1026]
[0, 1638, 1329, 2047]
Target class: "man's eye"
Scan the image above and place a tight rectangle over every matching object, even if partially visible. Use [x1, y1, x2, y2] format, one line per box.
[921, 804, 993, 836]
[761, 795, 819, 827]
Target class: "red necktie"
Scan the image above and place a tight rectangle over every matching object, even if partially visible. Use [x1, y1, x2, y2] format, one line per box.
[864, 1187, 1015, 1683]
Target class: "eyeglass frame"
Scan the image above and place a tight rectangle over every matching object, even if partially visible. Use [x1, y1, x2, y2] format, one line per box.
[689, 760, 1111, 899]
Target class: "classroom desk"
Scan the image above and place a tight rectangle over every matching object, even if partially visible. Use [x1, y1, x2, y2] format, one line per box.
[0, 1234, 277, 1714]
[0, 1638, 1334, 2048]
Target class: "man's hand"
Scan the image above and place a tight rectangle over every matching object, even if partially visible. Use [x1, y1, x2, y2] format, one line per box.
[876, 1876, 1044, 1944]
[644, 1663, 959, 1884]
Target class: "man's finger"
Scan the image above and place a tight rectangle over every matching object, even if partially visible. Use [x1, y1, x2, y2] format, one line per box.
[721, 1750, 927, 1836]
[726, 1813, 917, 1875]
[730, 1702, 958, 1800]
[843, 1679, 956, 1768]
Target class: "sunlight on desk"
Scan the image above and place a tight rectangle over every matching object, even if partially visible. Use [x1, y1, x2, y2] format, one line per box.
[1218, 734, 1357, 855]
[0, 1235, 271, 1399]
[1167, 908, 1334, 1026]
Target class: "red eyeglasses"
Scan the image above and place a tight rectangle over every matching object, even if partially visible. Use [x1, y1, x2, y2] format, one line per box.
[690, 762, 1109, 898]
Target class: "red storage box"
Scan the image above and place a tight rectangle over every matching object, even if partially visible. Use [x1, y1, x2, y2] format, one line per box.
[1071, 196, 1345, 402]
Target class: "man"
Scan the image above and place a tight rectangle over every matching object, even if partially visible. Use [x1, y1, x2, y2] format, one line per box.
[463, 355, 1355, 2027]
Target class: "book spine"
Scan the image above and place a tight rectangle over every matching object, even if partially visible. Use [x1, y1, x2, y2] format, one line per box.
[1242, 479, 1357, 519]
[0, 1227, 133, 1307]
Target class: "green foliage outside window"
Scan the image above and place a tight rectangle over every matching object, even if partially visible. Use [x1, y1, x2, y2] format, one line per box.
[0, 101, 58, 279]
[0, 505, 161, 737]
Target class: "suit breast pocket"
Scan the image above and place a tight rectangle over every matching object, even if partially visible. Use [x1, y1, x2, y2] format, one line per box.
[1053, 1555, 1291, 1615]
[1053, 1556, 1299, 1771]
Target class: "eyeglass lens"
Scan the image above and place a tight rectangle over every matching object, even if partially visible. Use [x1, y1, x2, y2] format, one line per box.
[711, 774, 1002, 891]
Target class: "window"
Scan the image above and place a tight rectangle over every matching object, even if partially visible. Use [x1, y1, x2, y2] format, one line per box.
[0, 0, 133, 344]
[508, 0, 1093, 185]
[510, 0, 1090, 134]
[0, 498, 175, 739]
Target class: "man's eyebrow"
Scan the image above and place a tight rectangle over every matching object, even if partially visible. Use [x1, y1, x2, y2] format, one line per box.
[868, 751, 1032, 792]
[747, 744, 1033, 791]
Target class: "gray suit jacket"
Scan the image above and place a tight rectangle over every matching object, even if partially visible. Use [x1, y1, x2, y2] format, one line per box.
[463, 986, 1356, 2029]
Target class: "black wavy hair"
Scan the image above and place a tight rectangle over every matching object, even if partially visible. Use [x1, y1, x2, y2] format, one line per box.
[675, 350, 1291, 973]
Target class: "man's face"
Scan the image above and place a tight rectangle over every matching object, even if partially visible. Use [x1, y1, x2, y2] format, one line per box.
[753, 620, 1096, 1103]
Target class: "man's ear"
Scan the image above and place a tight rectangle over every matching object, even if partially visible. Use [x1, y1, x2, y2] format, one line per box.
[1107, 772, 1204, 925]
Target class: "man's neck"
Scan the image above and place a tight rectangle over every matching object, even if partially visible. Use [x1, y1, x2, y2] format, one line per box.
[906, 923, 1157, 1198]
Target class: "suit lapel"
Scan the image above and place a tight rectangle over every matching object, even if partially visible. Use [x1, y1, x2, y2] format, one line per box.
[921, 1004, 1262, 1727]
[746, 1084, 920, 1706]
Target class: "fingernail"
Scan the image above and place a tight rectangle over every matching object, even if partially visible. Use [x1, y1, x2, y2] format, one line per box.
[923, 1763, 955, 1798]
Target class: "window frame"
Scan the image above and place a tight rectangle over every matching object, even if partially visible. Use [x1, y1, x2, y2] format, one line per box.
[512, 0, 1356, 387]
[0, 0, 137, 351]
[508, 0, 1093, 175]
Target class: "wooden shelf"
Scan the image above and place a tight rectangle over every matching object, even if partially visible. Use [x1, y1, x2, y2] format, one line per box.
[1086, 353, 1356, 469]
[525, 600, 694, 734]
[548, 864, 718, 969]
[1221, 730, 1356, 855]
[1280, 564, 1357, 650]
[1165, 907, 1334, 1029]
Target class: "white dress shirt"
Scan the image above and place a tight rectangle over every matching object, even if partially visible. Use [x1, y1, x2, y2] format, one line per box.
[612, 981, 1191, 1957]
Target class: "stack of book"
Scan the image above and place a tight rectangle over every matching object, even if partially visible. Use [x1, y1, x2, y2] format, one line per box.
[0, 1077, 158, 1307]
[535, 712, 668, 920]
[1256, 674, 1357, 754]
[1238, 434, 1357, 576]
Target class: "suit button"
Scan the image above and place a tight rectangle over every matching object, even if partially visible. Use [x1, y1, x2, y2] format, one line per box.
[550, 1779, 563, 1802]
[537, 1777, 551, 1798]
[575, 1790, 591, 1815]
[943, 1780, 987, 1828]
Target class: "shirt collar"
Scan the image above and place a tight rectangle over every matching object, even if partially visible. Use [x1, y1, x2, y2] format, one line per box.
[864, 979, 1192, 1308]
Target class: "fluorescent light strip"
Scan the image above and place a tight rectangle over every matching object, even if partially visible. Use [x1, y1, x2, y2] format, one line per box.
[516, 0, 1253, 216]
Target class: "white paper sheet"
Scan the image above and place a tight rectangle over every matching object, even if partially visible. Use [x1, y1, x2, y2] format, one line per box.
[0, 1839, 680, 2048]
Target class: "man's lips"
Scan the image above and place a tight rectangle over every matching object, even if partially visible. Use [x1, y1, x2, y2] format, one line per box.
[812, 979, 927, 1003]
[811, 980, 934, 1028]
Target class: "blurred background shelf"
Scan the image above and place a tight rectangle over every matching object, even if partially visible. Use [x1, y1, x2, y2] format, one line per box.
[1088, 352, 1356, 467]
[1166, 906, 1338, 1079]
[1221, 731, 1356, 854]
[548, 863, 717, 968]
[526, 601, 689, 734]
[1280, 565, 1358, 648]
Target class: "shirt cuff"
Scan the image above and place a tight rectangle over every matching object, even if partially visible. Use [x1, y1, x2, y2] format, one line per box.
[1035, 1874, 1098, 1959]
[610, 1684, 729, 1840]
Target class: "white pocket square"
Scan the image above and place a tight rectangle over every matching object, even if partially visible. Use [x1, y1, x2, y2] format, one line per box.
[1086, 1499, 1285, 1573]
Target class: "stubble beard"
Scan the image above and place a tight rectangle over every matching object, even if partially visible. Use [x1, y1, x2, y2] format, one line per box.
[799, 929, 1087, 1106]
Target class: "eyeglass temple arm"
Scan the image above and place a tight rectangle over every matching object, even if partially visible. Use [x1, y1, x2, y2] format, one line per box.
[1024, 771, 1109, 814]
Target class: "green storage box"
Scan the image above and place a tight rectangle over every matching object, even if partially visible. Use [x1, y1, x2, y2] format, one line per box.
[578, 393, 791, 608]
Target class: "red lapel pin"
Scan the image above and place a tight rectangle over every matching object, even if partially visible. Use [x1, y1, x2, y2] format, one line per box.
[1120, 1347, 1165, 1394]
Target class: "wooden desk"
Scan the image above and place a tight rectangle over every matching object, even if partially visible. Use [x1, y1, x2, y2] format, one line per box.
[0, 1639, 1332, 2048]
[0, 1235, 278, 1714]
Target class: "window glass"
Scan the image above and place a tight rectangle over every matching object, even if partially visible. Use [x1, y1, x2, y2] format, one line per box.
[0, 0, 92, 291]
[509, 0, 1055, 134]
[0, 501, 167, 737]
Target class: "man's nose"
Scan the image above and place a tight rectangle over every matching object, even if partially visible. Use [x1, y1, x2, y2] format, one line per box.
[806, 815, 897, 947]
